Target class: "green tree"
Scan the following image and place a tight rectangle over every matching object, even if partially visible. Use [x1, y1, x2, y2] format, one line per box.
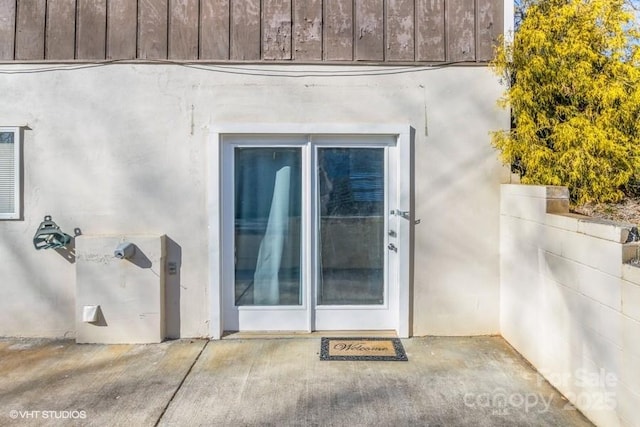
[492, 0, 640, 204]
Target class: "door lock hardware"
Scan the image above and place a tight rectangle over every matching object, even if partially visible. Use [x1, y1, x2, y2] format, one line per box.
[391, 209, 421, 224]
[388, 230, 397, 237]
[390, 210, 411, 220]
[388, 243, 397, 252]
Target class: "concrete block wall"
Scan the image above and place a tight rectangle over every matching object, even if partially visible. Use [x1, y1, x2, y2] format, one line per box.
[501, 184, 640, 427]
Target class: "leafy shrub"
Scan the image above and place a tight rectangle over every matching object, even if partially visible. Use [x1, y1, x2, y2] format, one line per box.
[492, 0, 640, 204]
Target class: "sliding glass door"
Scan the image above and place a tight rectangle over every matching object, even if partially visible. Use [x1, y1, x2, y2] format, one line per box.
[221, 134, 400, 333]
[317, 148, 385, 306]
[234, 147, 302, 307]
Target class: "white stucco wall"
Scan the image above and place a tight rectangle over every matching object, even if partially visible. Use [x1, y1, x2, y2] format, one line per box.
[0, 63, 508, 338]
[501, 184, 640, 427]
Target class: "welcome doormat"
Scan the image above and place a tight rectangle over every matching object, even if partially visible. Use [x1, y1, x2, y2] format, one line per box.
[320, 337, 408, 361]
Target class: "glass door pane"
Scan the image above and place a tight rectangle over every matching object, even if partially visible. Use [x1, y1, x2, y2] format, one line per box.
[234, 147, 302, 306]
[317, 148, 385, 305]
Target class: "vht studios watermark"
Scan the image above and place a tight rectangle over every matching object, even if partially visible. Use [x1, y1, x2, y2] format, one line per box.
[464, 368, 619, 415]
[8, 410, 87, 420]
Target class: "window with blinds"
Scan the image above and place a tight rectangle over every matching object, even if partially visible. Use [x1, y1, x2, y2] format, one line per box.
[0, 127, 20, 219]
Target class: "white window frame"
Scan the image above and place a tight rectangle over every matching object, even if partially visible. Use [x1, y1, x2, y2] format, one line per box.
[208, 124, 413, 339]
[0, 127, 21, 220]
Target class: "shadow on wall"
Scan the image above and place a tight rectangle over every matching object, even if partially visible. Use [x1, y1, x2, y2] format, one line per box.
[54, 237, 77, 263]
[165, 236, 182, 339]
[116, 236, 183, 339]
[89, 304, 108, 327]
[50, 226, 82, 264]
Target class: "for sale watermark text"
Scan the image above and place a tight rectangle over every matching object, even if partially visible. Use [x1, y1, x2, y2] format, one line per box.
[464, 389, 554, 415]
[463, 368, 619, 415]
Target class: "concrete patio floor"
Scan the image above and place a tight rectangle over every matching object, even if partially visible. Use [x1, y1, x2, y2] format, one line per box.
[0, 336, 594, 426]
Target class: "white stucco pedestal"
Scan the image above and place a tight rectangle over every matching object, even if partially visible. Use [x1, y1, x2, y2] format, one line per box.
[75, 235, 166, 344]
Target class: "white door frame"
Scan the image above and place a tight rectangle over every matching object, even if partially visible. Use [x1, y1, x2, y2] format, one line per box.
[208, 124, 413, 339]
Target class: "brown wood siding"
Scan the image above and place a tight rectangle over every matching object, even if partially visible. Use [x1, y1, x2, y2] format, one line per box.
[1, 0, 504, 63]
[262, 0, 292, 60]
[355, 0, 384, 61]
[200, 0, 230, 60]
[46, 0, 76, 60]
[447, 0, 476, 61]
[169, 0, 200, 60]
[416, 0, 445, 62]
[293, 0, 322, 60]
[386, 0, 414, 61]
[107, 0, 138, 59]
[77, 0, 107, 60]
[0, 0, 16, 60]
[15, 0, 46, 60]
[323, 0, 353, 60]
[230, 0, 261, 60]
[477, 0, 503, 61]
[138, 0, 169, 59]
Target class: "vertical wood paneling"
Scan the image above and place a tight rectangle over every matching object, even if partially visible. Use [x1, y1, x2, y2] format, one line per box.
[263, 0, 291, 60]
[6, 0, 504, 63]
[169, 0, 199, 60]
[46, 0, 76, 60]
[293, 0, 322, 61]
[77, 0, 107, 59]
[139, 0, 169, 59]
[477, 0, 503, 61]
[386, 0, 414, 61]
[15, 0, 46, 60]
[230, 0, 261, 60]
[323, 0, 352, 60]
[0, 0, 16, 59]
[355, 0, 383, 61]
[200, 0, 230, 60]
[107, 0, 137, 59]
[416, 0, 445, 61]
[447, 0, 475, 61]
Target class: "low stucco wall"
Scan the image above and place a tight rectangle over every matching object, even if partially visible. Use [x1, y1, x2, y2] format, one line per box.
[0, 63, 508, 338]
[501, 184, 640, 427]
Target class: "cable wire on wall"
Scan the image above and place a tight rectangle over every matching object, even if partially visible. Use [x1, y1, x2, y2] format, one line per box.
[0, 59, 481, 77]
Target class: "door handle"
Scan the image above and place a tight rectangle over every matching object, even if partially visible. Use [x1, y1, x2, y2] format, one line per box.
[388, 243, 397, 252]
